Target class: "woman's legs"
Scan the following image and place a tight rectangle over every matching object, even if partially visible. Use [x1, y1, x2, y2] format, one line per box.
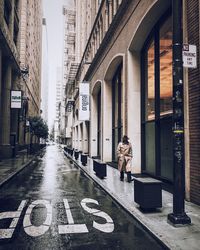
[120, 171, 124, 181]
[127, 172, 131, 182]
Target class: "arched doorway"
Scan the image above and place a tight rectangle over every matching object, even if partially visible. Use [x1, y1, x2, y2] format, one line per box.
[112, 63, 123, 162]
[91, 81, 101, 158]
[103, 55, 124, 163]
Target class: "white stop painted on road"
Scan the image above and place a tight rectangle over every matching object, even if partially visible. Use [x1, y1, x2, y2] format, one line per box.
[23, 200, 52, 237]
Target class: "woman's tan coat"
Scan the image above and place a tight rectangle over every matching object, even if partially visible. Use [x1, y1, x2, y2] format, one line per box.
[117, 142, 133, 172]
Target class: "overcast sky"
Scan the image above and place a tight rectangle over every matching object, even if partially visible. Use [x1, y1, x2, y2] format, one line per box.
[42, 0, 74, 129]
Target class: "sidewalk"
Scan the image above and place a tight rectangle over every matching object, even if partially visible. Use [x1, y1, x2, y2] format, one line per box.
[0, 148, 200, 249]
[0, 153, 34, 187]
[65, 151, 200, 250]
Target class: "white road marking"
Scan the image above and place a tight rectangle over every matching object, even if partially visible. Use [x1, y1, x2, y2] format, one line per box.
[0, 198, 114, 238]
[23, 200, 52, 237]
[58, 198, 88, 234]
[63, 199, 74, 224]
[81, 198, 114, 233]
[0, 200, 27, 239]
[58, 224, 89, 234]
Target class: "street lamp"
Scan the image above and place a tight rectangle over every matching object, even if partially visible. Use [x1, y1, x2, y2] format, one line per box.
[167, 0, 191, 226]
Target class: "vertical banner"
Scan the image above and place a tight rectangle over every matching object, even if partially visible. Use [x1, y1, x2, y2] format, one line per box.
[11, 90, 22, 109]
[79, 83, 90, 121]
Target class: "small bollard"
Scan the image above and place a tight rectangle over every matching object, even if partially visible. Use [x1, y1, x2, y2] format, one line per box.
[81, 154, 88, 166]
[74, 150, 79, 160]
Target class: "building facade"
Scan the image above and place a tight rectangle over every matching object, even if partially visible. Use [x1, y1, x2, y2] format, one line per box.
[69, 0, 200, 205]
[41, 17, 49, 124]
[0, 0, 43, 158]
[54, 67, 62, 143]
[19, 0, 42, 143]
[60, 5, 76, 146]
[0, 0, 21, 158]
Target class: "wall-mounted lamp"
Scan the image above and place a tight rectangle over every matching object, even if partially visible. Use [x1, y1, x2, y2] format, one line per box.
[20, 65, 29, 78]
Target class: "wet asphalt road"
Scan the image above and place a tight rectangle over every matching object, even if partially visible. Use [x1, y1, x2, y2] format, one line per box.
[0, 145, 164, 250]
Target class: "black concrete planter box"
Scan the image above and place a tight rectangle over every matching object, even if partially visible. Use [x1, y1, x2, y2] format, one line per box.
[134, 177, 162, 210]
[74, 150, 79, 160]
[93, 159, 107, 179]
[81, 154, 88, 166]
[70, 149, 73, 156]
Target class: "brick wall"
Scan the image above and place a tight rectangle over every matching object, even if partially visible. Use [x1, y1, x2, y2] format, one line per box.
[187, 0, 200, 205]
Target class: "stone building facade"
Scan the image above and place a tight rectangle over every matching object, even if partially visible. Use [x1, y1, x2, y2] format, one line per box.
[60, 5, 76, 146]
[69, 0, 102, 154]
[0, 0, 42, 158]
[41, 17, 49, 124]
[67, 0, 200, 205]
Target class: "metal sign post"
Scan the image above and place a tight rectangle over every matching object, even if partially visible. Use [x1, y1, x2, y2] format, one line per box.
[167, 0, 191, 226]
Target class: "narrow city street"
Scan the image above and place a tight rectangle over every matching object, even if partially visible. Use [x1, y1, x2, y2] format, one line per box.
[0, 145, 164, 249]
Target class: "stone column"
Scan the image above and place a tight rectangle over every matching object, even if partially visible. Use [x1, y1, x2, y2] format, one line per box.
[105, 2, 109, 32]
[79, 123, 83, 152]
[0, 49, 2, 144]
[0, 63, 12, 158]
[10, 73, 19, 150]
[83, 121, 89, 154]
[75, 126, 78, 150]
[102, 80, 112, 162]
[90, 94, 98, 157]
[9, 0, 15, 39]
[108, 0, 112, 25]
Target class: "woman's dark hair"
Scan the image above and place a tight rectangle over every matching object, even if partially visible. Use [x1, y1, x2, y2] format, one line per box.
[122, 135, 129, 144]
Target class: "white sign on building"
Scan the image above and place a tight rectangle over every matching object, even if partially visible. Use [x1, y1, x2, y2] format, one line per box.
[79, 83, 90, 121]
[11, 90, 22, 109]
[183, 44, 197, 68]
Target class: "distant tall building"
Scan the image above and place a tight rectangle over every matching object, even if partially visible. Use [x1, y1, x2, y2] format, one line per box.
[41, 17, 49, 124]
[58, 4, 76, 145]
[54, 67, 62, 142]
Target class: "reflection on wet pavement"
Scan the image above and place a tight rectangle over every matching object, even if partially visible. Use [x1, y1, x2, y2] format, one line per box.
[0, 145, 165, 249]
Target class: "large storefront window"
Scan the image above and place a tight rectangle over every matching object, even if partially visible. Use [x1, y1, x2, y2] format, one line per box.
[146, 39, 155, 120]
[159, 17, 172, 116]
[142, 12, 173, 181]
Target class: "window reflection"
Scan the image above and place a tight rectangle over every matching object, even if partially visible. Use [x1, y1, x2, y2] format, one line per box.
[147, 40, 155, 120]
[160, 18, 172, 116]
[146, 17, 172, 120]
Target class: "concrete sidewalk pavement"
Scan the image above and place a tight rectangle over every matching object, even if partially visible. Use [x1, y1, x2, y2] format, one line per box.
[64, 150, 200, 250]
[0, 146, 200, 249]
[0, 153, 34, 187]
